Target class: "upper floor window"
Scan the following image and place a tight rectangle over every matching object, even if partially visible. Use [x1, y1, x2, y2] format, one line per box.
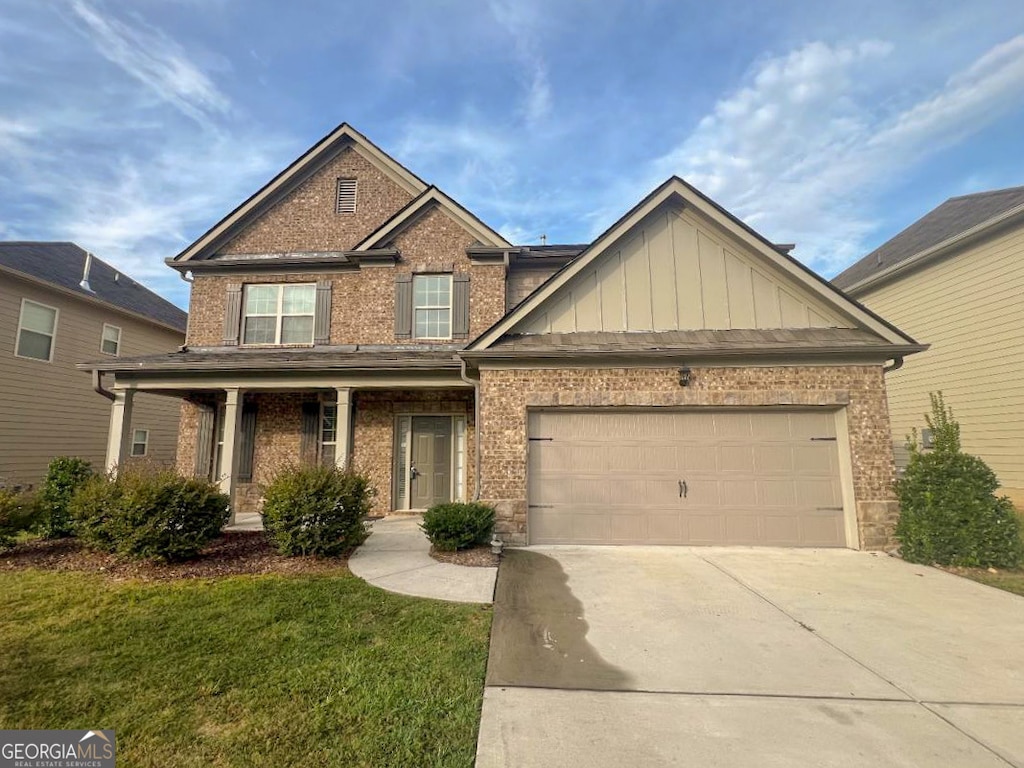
[413, 274, 452, 339]
[16, 299, 58, 362]
[336, 178, 357, 214]
[101, 323, 121, 356]
[243, 284, 316, 345]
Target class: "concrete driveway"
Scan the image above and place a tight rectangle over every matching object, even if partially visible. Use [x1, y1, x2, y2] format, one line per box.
[476, 547, 1024, 767]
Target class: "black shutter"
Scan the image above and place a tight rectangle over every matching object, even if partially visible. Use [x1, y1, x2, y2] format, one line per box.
[395, 274, 412, 338]
[314, 280, 332, 345]
[300, 402, 320, 465]
[452, 273, 470, 338]
[223, 283, 243, 345]
[194, 405, 215, 479]
[237, 404, 258, 482]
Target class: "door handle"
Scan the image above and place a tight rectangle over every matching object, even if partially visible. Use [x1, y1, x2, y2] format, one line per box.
[679, 480, 688, 499]
[410, 465, 419, 480]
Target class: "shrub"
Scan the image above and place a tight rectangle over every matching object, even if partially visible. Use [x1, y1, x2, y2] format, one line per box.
[39, 456, 94, 538]
[70, 467, 230, 561]
[261, 465, 375, 556]
[895, 393, 1023, 568]
[0, 489, 41, 549]
[421, 502, 495, 551]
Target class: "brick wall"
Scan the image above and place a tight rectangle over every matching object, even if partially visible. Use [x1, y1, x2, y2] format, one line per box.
[477, 365, 898, 549]
[217, 146, 414, 255]
[186, 205, 507, 347]
[353, 389, 475, 513]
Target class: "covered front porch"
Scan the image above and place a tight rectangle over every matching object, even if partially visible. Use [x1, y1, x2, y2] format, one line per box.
[89, 348, 476, 524]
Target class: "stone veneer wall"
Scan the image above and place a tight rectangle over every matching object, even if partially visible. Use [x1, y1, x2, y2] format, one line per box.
[353, 389, 475, 514]
[477, 365, 898, 549]
[186, 206, 506, 348]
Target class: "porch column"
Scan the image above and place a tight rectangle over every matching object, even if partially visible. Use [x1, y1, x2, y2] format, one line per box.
[105, 389, 134, 474]
[335, 387, 353, 470]
[219, 388, 244, 511]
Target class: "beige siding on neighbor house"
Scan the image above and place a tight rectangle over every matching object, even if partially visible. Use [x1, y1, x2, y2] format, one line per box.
[0, 273, 184, 487]
[516, 205, 849, 334]
[857, 223, 1024, 503]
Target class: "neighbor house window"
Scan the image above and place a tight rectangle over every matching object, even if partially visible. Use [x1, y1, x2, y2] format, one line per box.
[131, 429, 149, 457]
[242, 284, 315, 345]
[16, 299, 58, 361]
[336, 178, 357, 213]
[412, 274, 452, 339]
[321, 404, 338, 466]
[101, 323, 121, 356]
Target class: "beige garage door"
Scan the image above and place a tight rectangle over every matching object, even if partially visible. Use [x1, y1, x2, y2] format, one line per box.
[528, 409, 846, 546]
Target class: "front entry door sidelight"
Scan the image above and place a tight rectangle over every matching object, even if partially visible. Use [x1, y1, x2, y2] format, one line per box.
[410, 416, 453, 509]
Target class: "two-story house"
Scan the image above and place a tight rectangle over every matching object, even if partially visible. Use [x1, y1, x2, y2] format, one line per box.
[1, 242, 187, 487]
[82, 124, 923, 549]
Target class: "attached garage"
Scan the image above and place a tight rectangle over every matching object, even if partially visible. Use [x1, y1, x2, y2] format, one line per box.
[527, 409, 850, 547]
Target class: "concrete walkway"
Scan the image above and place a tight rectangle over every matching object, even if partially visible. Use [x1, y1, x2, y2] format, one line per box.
[349, 516, 497, 603]
[477, 547, 1024, 767]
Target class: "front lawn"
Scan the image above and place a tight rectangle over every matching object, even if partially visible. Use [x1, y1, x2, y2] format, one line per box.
[949, 567, 1024, 597]
[0, 569, 491, 767]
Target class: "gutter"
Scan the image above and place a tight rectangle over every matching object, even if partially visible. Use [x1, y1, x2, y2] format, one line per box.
[460, 343, 928, 362]
[459, 358, 483, 502]
[92, 369, 115, 401]
[883, 357, 904, 374]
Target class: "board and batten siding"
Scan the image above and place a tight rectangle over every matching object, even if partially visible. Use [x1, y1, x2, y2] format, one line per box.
[0, 273, 185, 487]
[515, 205, 850, 334]
[856, 222, 1024, 505]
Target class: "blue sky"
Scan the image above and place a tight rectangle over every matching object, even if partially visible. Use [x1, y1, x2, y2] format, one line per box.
[2, 0, 1023, 309]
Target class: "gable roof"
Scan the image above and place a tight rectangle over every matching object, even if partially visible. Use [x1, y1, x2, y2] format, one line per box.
[466, 177, 920, 352]
[833, 185, 1024, 292]
[173, 123, 428, 262]
[0, 242, 187, 333]
[355, 186, 512, 250]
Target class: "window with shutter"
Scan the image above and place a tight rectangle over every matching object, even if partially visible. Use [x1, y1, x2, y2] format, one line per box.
[336, 178, 357, 214]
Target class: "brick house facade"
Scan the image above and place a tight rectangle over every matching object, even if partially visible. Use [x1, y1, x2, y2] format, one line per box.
[85, 123, 923, 549]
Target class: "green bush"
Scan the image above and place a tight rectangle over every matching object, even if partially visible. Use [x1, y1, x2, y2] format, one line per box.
[39, 457, 94, 538]
[0, 489, 41, 549]
[421, 502, 495, 551]
[70, 467, 229, 561]
[895, 393, 1024, 568]
[261, 465, 374, 556]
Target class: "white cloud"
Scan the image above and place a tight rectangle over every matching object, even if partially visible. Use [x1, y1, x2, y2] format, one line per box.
[487, 0, 552, 125]
[65, 0, 231, 124]
[625, 36, 1024, 274]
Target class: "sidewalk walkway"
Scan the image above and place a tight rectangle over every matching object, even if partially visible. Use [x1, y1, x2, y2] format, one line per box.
[349, 516, 497, 604]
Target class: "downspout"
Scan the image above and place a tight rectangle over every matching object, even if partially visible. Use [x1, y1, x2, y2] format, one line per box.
[178, 268, 194, 283]
[92, 369, 115, 401]
[459, 358, 482, 501]
[883, 357, 904, 374]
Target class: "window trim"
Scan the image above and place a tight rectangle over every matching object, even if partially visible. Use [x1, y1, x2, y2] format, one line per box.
[130, 428, 149, 457]
[241, 283, 316, 346]
[100, 323, 122, 356]
[412, 273, 454, 340]
[15, 298, 59, 363]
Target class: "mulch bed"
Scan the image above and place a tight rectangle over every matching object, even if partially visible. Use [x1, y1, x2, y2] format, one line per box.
[0, 533, 349, 582]
[429, 545, 499, 568]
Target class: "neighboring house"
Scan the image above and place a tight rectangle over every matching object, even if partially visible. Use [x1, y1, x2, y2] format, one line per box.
[81, 123, 923, 549]
[833, 186, 1024, 507]
[0, 242, 188, 487]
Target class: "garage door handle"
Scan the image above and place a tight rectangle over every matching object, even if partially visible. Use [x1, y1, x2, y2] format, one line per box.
[679, 480, 688, 499]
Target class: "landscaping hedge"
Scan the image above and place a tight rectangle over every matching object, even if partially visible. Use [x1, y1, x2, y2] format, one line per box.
[0, 489, 41, 550]
[261, 465, 374, 556]
[70, 467, 229, 561]
[421, 502, 495, 551]
[39, 456, 94, 539]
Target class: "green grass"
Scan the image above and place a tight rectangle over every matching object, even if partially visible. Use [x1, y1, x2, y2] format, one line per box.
[0, 570, 491, 767]
[955, 568, 1024, 597]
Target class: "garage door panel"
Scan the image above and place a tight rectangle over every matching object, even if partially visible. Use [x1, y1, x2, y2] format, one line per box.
[528, 409, 846, 547]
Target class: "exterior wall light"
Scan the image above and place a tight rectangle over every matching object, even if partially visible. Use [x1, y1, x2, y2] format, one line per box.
[679, 367, 693, 387]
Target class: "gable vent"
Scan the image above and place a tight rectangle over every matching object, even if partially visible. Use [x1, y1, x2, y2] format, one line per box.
[336, 178, 357, 214]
